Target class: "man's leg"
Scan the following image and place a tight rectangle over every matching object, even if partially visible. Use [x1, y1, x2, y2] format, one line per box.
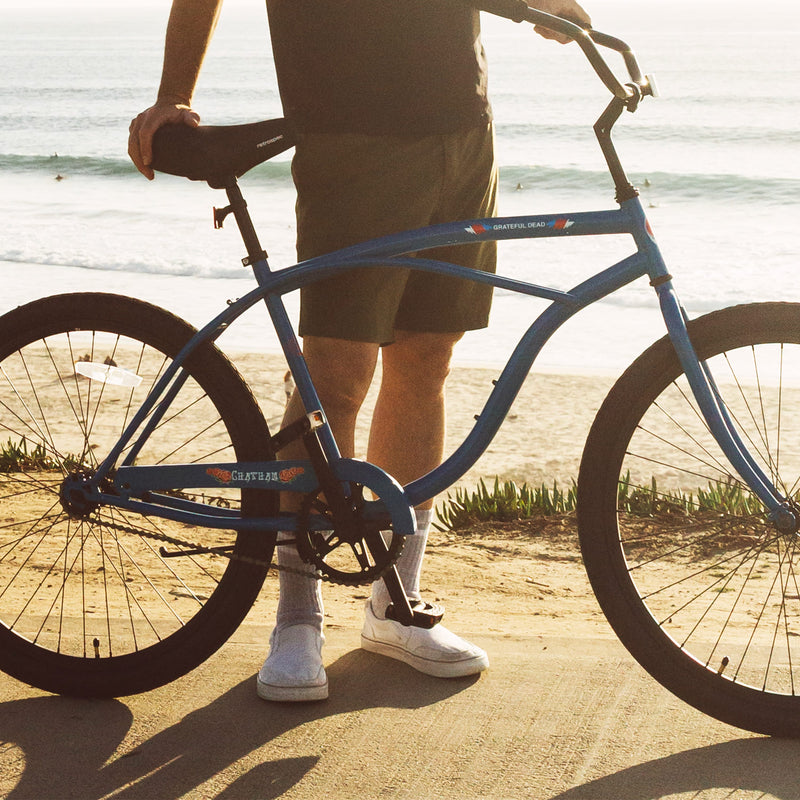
[361, 330, 489, 677]
[275, 335, 380, 620]
[366, 329, 458, 495]
[367, 330, 455, 607]
[258, 336, 379, 702]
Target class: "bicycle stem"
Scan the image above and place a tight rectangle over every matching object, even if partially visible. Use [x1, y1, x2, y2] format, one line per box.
[594, 96, 639, 203]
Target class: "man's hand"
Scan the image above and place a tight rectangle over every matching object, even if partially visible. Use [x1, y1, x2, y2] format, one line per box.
[528, 0, 591, 43]
[127, 0, 222, 179]
[128, 103, 200, 180]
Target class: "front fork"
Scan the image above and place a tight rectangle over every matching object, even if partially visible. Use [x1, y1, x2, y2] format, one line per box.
[620, 189, 797, 532]
[656, 283, 798, 533]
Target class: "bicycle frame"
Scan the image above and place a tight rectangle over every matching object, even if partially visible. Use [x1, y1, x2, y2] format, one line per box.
[91, 5, 796, 535]
[95, 180, 792, 536]
[10, 0, 800, 720]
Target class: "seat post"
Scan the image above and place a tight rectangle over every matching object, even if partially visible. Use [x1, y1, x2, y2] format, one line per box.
[223, 179, 270, 269]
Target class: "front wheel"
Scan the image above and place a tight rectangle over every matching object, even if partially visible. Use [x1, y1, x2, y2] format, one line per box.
[578, 302, 800, 737]
[0, 294, 277, 697]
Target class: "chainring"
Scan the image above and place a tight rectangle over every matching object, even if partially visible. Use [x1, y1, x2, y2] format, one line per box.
[294, 484, 405, 586]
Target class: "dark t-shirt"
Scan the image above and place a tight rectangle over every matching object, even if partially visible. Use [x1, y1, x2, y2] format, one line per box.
[266, 0, 492, 135]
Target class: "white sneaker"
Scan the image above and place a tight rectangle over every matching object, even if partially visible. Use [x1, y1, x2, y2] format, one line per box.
[360, 601, 489, 678]
[256, 624, 328, 702]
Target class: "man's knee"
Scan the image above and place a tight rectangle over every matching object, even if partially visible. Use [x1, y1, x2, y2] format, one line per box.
[302, 336, 379, 414]
[383, 330, 464, 389]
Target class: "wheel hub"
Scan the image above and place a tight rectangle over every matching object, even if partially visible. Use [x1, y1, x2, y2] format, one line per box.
[59, 470, 99, 519]
[771, 502, 800, 535]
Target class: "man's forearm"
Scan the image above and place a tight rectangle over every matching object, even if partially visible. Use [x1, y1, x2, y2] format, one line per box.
[156, 0, 224, 106]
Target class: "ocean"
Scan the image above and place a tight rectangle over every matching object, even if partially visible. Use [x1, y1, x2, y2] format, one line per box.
[1, 0, 799, 373]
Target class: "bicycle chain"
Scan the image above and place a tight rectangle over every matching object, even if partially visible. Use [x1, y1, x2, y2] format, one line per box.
[92, 512, 385, 586]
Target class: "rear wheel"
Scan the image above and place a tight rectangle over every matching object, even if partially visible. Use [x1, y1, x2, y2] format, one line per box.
[578, 302, 800, 736]
[0, 293, 276, 697]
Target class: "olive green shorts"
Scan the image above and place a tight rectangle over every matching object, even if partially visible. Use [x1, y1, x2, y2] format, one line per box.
[293, 123, 498, 344]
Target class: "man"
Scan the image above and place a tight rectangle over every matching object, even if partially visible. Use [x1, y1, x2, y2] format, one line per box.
[129, 0, 591, 702]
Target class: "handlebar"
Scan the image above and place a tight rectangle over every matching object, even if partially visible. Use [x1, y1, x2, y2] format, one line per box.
[475, 0, 655, 104]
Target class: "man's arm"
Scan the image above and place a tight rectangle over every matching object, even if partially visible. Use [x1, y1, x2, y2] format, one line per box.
[128, 0, 224, 179]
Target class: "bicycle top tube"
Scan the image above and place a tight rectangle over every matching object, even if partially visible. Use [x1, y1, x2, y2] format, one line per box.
[258, 202, 655, 298]
[94, 186, 661, 499]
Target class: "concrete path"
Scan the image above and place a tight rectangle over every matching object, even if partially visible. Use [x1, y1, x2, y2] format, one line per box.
[3, 618, 800, 800]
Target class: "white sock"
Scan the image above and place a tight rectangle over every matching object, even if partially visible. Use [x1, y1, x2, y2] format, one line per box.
[273, 506, 435, 630]
[370, 507, 434, 618]
[274, 532, 324, 632]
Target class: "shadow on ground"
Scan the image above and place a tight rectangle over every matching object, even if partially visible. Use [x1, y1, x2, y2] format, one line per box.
[1, 649, 478, 800]
[550, 736, 800, 800]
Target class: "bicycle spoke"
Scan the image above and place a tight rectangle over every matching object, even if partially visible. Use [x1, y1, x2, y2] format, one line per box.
[0, 328, 244, 657]
[0, 294, 275, 697]
[614, 339, 800, 695]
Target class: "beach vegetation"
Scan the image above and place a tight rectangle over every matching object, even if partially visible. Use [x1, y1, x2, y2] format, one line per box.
[435, 473, 770, 531]
[0, 437, 77, 472]
[435, 476, 577, 530]
[616, 471, 768, 517]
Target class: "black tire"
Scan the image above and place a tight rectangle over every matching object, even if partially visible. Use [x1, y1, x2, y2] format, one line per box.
[0, 293, 276, 697]
[578, 302, 800, 737]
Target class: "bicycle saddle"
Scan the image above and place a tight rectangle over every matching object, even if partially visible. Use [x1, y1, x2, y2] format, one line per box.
[151, 118, 294, 189]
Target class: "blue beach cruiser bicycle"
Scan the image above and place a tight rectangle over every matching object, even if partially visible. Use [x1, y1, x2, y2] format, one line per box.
[1, 2, 799, 737]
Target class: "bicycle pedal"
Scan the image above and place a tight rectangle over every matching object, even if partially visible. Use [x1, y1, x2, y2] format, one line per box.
[385, 600, 444, 629]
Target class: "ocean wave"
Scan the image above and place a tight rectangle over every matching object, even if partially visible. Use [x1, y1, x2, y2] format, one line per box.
[3, 149, 799, 207]
[494, 119, 800, 148]
[0, 152, 294, 181]
[500, 164, 800, 205]
[0, 153, 137, 178]
[0, 251, 227, 279]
